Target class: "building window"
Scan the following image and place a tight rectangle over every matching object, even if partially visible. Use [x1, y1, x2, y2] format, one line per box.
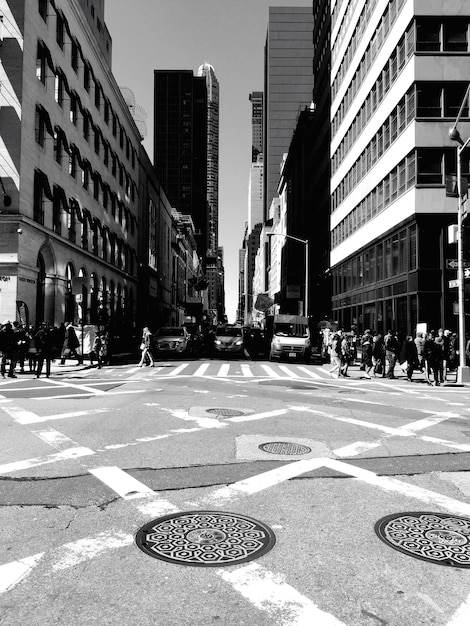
[416, 20, 441, 51]
[70, 94, 78, 125]
[417, 150, 443, 185]
[36, 42, 47, 84]
[56, 12, 65, 49]
[445, 84, 470, 118]
[35, 106, 45, 146]
[38, 0, 47, 22]
[84, 63, 90, 92]
[94, 82, 101, 110]
[54, 130, 62, 164]
[417, 84, 441, 117]
[83, 114, 90, 142]
[444, 20, 468, 52]
[94, 128, 100, 155]
[54, 72, 64, 107]
[71, 39, 79, 73]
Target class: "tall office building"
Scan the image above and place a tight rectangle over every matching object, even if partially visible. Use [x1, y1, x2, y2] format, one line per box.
[330, 0, 470, 334]
[197, 63, 219, 255]
[153, 70, 208, 257]
[248, 91, 264, 231]
[250, 91, 263, 162]
[263, 7, 314, 222]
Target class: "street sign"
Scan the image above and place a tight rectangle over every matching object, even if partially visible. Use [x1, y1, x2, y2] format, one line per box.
[446, 259, 470, 269]
[449, 279, 459, 288]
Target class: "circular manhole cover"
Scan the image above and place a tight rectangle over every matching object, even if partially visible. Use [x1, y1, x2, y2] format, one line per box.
[259, 442, 312, 455]
[135, 511, 276, 567]
[375, 512, 470, 568]
[206, 408, 245, 417]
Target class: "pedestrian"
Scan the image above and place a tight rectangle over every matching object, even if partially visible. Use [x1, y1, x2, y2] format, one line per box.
[400, 335, 418, 382]
[328, 330, 342, 379]
[414, 332, 426, 373]
[92, 332, 103, 369]
[26, 325, 38, 372]
[384, 329, 399, 379]
[424, 332, 441, 385]
[340, 333, 352, 377]
[449, 332, 458, 370]
[372, 333, 385, 377]
[138, 326, 155, 367]
[12, 321, 27, 374]
[35, 322, 54, 378]
[360, 329, 374, 379]
[434, 328, 449, 383]
[60, 322, 80, 364]
[0, 321, 17, 378]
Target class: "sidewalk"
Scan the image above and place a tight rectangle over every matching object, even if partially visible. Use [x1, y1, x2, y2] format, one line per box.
[332, 360, 463, 386]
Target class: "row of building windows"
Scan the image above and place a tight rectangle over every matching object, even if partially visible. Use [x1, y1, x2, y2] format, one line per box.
[37, 0, 137, 169]
[332, 0, 405, 102]
[34, 170, 135, 276]
[332, 21, 415, 145]
[332, 149, 468, 249]
[34, 105, 136, 233]
[331, 82, 470, 210]
[331, 0, 378, 67]
[332, 223, 417, 295]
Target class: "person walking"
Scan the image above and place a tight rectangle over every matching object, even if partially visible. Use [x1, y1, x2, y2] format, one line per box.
[372, 333, 385, 377]
[35, 322, 55, 378]
[340, 333, 352, 377]
[360, 329, 374, 379]
[26, 325, 38, 373]
[414, 332, 426, 373]
[434, 328, 448, 383]
[400, 335, 418, 382]
[0, 321, 17, 378]
[384, 330, 399, 379]
[138, 326, 155, 367]
[424, 332, 441, 385]
[60, 322, 80, 364]
[328, 330, 342, 379]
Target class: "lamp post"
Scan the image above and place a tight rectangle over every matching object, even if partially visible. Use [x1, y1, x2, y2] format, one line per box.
[449, 122, 470, 383]
[268, 233, 309, 318]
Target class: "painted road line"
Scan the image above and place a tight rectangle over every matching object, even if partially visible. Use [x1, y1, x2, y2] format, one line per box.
[169, 363, 190, 376]
[189, 458, 326, 507]
[323, 458, 470, 517]
[326, 416, 415, 437]
[420, 436, 470, 452]
[333, 441, 383, 457]
[51, 531, 134, 573]
[297, 366, 322, 379]
[403, 414, 461, 432]
[333, 397, 389, 406]
[164, 407, 228, 430]
[0, 445, 95, 474]
[1, 405, 45, 424]
[0, 553, 44, 594]
[33, 389, 145, 400]
[217, 363, 230, 377]
[226, 408, 288, 423]
[219, 562, 346, 626]
[40, 378, 106, 395]
[193, 363, 210, 377]
[12, 408, 113, 424]
[447, 592, 470, 626]
[260, 364, 280, 378]
[278, 365, 299, 378]
[241, 364, 254, 377]
[32, 427, 89, 450]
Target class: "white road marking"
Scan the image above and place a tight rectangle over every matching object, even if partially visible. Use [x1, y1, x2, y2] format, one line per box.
[0, 553, 44, 593]
[297, 366, 322, 379]
[51, 531, 134, 572]
[328, 416, 415, 437]
[217, 363, 230, 377]
[333, 441, 382, 457]
[164, 408, 228, 429]
[447, 592, 470, 625]
[404, 414, 461, 432]
[226, 409, 288, 423]
[260, 364, 280, 377]
[33, 389, 145, 400]
[0, 446, 95, 474]
[41, 378, 106, 395]
[241, 364, 254, 377]
[278, 365, 298, 378]
[169, 363, 189, 376]
[193, 363, 210, 376]
[12, 408, 113, 424]
[1, 405, 43, 424]
[219, 563, 346, 626]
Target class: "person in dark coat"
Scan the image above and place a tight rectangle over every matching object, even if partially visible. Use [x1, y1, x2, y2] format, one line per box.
[35, 322, 55, 378]
[424, 332, 441, 386]
[400, 335, 418, 382]
[0, 321, 17, 378]
[60, 322, 80, 364]
[372, 333, 385, 377]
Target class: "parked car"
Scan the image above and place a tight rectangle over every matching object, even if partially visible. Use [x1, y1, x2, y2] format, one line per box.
[244, 327, 267, 359]
[153, 327, 190, 357]
[213, 325, 244, 356]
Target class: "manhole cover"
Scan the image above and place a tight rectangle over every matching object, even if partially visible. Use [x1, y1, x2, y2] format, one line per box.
[135, 511, 276, 567]
[259, 442, 312, 455]
[206, 408, 245, 417]
[375, 512, 470, 568]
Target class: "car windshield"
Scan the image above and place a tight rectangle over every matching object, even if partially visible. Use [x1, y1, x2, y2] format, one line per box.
[274, 323, 308, 338]
[156, 328, 184, 337]
[216, 327, 242, 337]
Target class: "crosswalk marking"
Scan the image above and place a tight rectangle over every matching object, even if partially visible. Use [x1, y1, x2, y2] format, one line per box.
[217, 363, 230, 377]
[241, 364, 254, 377]
[193, 363, 210, 376]
[260, 364, 280, 377]
[297, 366, 322, 379]
[279, 365, 299, 378]
[169, 363, 189, 376]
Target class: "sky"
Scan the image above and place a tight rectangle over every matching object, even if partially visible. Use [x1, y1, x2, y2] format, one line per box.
[105, 0, 311, 323]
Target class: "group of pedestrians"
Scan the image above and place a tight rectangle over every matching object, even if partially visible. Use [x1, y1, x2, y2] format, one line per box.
[0, 319, 108, 378]
[328, 326, 464, 384]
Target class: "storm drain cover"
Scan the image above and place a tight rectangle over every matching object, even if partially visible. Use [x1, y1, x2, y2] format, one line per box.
[135, 511, 276, 566]
[375, 512, 470, 568]
[206, 408, 245, 417]
[259, 441, 312, 456]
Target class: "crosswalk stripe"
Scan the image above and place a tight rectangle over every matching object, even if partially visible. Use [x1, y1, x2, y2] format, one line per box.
[278, 365, 298, 378]
[260, 364, 280, 377]
[217, 364, 230, 377]
[297, 366, 323, 379]
[194, 363, 210, 376]
[241, 364, 254, 377]
[169, 363, 189, 376]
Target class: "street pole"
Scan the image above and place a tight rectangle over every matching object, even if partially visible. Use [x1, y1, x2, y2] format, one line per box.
[449, 124, 470, 383]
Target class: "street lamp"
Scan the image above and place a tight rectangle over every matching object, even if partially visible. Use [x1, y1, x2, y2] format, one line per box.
[449, 90, 470, 382]
[268, 232, 309, 318]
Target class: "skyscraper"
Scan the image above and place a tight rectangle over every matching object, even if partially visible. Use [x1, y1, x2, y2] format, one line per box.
[153, 70, 208, 256]
[263, 7, 314, 223]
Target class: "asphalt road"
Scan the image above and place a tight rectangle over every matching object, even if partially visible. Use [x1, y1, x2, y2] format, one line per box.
[1, 357, 470, 625]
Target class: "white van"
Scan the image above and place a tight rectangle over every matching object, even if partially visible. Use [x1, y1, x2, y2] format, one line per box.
[268, 315, 310, 362]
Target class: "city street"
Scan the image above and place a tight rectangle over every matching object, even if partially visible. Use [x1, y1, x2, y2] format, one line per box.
[1, 359, 470, 625]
